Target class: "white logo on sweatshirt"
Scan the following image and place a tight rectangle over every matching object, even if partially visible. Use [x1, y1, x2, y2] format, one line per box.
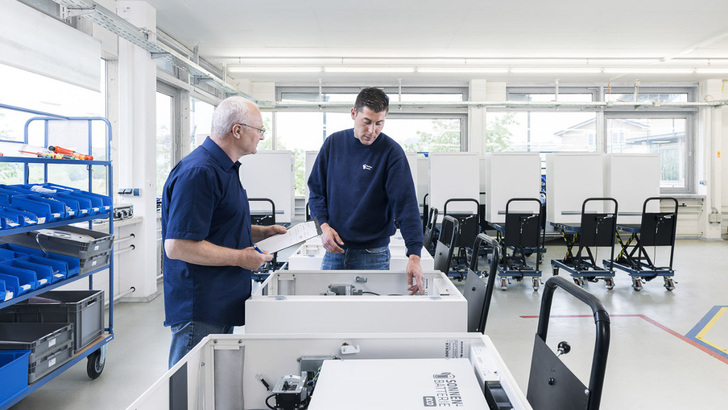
[362, 164, 373, 171]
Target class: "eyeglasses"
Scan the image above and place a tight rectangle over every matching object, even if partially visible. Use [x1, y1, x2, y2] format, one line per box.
[236, 123, 266, 136]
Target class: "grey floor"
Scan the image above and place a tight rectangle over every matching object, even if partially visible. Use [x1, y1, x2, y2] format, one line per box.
[9, 238, 728, 409]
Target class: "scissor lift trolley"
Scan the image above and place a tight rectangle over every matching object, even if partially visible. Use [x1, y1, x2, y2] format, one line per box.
[492, 198, 545, 291]
[604, 197, 678, 291]
[551, 198, 618, 289]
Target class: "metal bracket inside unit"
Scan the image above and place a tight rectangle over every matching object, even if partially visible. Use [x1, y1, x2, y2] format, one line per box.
[298, 355, 338, 380]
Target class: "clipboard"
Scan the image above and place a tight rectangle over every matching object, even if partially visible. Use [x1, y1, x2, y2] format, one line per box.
[255, 218, 322, 253]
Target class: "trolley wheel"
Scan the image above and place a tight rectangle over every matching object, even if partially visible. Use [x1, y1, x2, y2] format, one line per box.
[664, 278, 675, 291]
[500, 278, 508, 291]
[552, 267, 559, 276]
[573, 278, 581, 287]
[632, 277, 643, 292]
[532, 278, 540, 291]
[605, 278, 615, 290]
[87, 349, 106, 380]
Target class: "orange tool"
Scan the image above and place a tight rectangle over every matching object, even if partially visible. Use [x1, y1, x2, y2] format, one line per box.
[48, 145, 93, 160]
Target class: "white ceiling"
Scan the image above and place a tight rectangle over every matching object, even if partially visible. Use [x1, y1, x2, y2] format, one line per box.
[143, 0, 728, 85]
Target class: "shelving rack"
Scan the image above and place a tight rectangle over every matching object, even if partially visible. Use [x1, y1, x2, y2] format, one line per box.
[0, 102, 114, 409]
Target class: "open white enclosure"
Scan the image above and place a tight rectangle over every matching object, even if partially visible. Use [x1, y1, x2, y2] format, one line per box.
[245, 269, 465, 333]
[127, 333, 531, 410]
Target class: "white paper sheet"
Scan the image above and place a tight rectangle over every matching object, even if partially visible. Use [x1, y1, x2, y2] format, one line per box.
[255, 219, 322, 253]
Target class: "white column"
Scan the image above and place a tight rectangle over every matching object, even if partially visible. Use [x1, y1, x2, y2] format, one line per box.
[698, 80, 724, 240]
[116, 1, 159, 299]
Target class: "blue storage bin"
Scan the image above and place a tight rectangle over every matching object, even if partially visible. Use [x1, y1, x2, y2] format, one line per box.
[26, 256, 70, 281]
[55, 192, 93, 216]
[0, 280, 7, 302]
[0, 249, 16, 262]
[40, 254, 80, 277]
[8, 260, 53, 287]
[38, 195, 78, 219]
[11, 196, 63, 222]
[0, 244, 79, 278]
[0, 192, 11, 206]
[0, 265, 37, 295]
[0, 350, 30, 408]
[0, 208, 34, 228]
[30, 184, 112, 213]
[0, 274, 20, 299]
[30, 255, 77, 279]
[0, 244, 41, 256]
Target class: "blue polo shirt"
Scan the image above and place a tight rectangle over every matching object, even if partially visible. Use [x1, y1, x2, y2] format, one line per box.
[161, 137, 253, 327]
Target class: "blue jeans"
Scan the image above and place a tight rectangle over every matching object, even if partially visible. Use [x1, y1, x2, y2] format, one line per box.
[168, 321, 233, 368]
[321, 246, 390, 270]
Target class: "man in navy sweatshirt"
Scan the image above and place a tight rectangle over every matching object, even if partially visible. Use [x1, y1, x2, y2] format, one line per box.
[308, 87, 425, 295]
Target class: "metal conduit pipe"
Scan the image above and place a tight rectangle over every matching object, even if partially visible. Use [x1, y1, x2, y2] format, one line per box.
[113, 287, 136, 303]
[114, 233, 135, 245]
[115, 245, 135, 255]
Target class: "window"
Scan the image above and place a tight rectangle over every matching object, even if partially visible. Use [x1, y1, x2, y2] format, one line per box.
[190, 97, 214, 150]
[276, 87, 467, 195]
[606, 116, 691, 190]
[156, 90, 174, 197]
[487, 89, 598, 152]
[0, 61, 107, 192]
[604, 87, 696, 192]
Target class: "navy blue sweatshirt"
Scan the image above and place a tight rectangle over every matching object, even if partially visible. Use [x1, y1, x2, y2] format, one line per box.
[308, 129, 424, 257]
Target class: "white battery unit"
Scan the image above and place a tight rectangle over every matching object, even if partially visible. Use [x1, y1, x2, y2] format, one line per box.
[484, 152, 542, 224]
[429, 152, 480, 217]
[127, 333, 531, 410]
[546, 153, 604, 225]
[308, 358, 489, 410]
[239, 150, 295, 223]
[245, 269, 466, 333]
[603, 153, 660, 225]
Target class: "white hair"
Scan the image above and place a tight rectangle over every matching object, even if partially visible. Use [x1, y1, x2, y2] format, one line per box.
[210, 96, 255, 138]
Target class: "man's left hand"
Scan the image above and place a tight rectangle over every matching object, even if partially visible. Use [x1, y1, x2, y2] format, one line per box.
[406, 255, 424, 295]
[265, 225, 287, 238]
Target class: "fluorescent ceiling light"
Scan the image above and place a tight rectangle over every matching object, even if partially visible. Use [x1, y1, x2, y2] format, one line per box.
[603, 67, 695, 74]
[417, 67, 509, 73]
[228, 66, 321, 73]
[695, 68, 728, 74]
[341, 58, 466, 65]
[510, 67, 602, 74]
[323, 66, 415, 73]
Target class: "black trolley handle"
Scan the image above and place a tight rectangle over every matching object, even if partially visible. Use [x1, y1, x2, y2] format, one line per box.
[468, 233, 501, 333]
[444, 197, 480, 218]
[581, 197, 618, 217]
[537, 276, 611, 410]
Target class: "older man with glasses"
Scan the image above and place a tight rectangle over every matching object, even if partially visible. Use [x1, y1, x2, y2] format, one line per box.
[161, 96, 286, 367]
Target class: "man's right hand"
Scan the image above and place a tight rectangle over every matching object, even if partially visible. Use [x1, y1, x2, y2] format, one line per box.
[321, 223, 345, 253]
[241, 247, 273, 270]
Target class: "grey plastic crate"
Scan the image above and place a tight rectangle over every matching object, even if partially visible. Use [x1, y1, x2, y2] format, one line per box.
[78, 251, 111, 274]
[28, 339, 74, 383]
[0, 291, 104, 352]
[0, 323, 74, 364]
[0, 226, 113, 259]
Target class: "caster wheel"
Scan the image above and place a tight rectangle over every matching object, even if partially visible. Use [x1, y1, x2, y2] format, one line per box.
[553, 267, 559, 276]
[573, 278, 583, 287]
[500, 278, 508, 291]
[532, 278, 540, 291]
[632, 278, 642, 292]
[87, 348, 106, 380]
[605, 278, 615, 290]
[664, 278, 675, 291]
